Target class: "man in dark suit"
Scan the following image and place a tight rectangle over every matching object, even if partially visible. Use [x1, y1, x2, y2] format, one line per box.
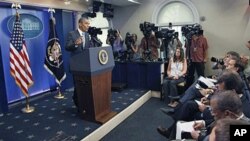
[65, 16, 90, 109]
[190, 90, 250, 141]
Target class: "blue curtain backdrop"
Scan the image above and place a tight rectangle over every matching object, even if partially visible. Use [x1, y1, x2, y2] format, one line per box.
[0, 3, 75, 109]
[55, 10, 75, 91]
[0, 43, 8, 113]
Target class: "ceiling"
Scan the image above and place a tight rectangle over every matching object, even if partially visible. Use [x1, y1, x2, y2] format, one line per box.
[78, 0, 141, 7]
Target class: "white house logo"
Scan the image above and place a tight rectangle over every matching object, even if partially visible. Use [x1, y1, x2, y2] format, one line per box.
[7, 14, 43, 39]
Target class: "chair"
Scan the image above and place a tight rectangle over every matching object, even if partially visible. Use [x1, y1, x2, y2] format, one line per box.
[160, 60, 188, 101]
[176, 81, 186, 96]
[160, 78, 186, 101]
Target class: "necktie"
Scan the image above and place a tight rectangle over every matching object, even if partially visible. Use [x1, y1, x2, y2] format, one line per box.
[82, 32, 85, 49]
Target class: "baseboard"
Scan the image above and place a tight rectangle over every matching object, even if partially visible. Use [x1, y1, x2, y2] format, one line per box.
[151, 91, 161, 98]
[81, 90, 152, 141]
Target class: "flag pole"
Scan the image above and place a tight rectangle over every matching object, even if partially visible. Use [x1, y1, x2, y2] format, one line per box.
[11, 3, 35, 113]
[55, 86, 64, 99]
[54, 85, 64, 99]
[21, 96, 35, 113]
[48, 8, 65, 99]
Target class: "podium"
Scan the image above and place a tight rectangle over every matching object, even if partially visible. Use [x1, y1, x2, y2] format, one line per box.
[70, 46, 117, 123]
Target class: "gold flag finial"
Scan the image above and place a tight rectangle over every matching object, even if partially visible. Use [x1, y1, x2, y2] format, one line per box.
[48, 8, 56, 25]
[11, 3, 21, 16]
[11, 3, 21, 9]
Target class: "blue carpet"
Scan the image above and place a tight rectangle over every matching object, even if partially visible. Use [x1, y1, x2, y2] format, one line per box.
[101, 97, 174, 141]
[0, 88, 148, 141]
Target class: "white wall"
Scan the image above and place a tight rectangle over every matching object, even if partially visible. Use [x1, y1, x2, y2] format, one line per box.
[1, 0, 88, 11]
[112, 0, 250, 75]
[3, 0, 250, 75]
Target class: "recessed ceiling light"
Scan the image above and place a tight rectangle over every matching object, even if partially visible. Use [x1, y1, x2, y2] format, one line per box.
[128, 0, 140, 4]
[64, 0, 71, 5]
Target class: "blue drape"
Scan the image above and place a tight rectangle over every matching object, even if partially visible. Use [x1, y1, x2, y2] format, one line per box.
[0, 3, 75, 109]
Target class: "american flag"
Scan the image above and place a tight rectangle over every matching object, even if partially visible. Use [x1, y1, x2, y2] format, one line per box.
[10, 14, 33, 97]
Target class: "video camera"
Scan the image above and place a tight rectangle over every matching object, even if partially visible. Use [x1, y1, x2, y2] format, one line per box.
[125, 32, 135, 46]
[211, 57, 224, 65]
[181, 24, 202, 40]
[139, 22, 158, 37]
[107, 29, 118, 44]
[88, 27, 103, 47]
[88, 27, 102, 37]
[155, 28, 178, 40]
[211, 57, 224, 69]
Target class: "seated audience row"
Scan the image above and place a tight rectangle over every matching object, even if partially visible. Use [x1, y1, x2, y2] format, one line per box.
[157, 50, 250, 140]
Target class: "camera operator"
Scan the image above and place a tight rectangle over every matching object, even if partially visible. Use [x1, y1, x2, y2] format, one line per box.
[240, 54, 250, 100]
[106, 29, 125, 60]
[211, 57, 224, 70]
[241, 54, 250, 76]
[209, 51, 240, 79]
[140, 31, 160, 61]
[125, 33, 140, 61]
[166, 23, 183, 59]
[189, 30, 209, 84]
[167, 32, 183, 59]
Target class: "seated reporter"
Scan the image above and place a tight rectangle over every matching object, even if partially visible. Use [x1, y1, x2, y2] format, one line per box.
[167, 51, 241, 108]
[157, 70, 245, 140]
[210, 51, 240, 78]
[173, 68, 250, 122]
[172, 57, 247, 121]
[190, 90, 250, 141]
[162, 47, 187, 107]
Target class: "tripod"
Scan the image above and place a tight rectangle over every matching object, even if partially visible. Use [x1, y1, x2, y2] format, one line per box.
[143, 36, 153, 62]
[184, 38, 194, 88]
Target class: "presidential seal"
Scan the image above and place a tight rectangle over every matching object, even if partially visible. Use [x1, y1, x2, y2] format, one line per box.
[98, 49, 108, 65]
[47, 41, 62, 68]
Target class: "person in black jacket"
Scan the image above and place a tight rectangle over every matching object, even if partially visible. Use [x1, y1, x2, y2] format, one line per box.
[65, 16, 90, 109]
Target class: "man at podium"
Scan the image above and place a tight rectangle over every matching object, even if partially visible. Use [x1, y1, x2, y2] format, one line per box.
[65, 16, 91, 109]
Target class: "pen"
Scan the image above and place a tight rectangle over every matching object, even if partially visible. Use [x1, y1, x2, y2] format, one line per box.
[193, 120, 197, 130]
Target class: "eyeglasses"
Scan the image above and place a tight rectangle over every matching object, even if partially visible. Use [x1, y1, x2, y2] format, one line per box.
[210, 107, 241, 119]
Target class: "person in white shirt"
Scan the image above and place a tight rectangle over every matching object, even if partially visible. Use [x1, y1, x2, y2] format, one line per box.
[162, 47, 187, 107]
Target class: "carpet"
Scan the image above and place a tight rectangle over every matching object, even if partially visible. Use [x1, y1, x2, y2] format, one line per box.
[0, 88, 148, 141]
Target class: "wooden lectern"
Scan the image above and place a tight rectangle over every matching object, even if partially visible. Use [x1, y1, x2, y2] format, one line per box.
[69, 46, 117, 124]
